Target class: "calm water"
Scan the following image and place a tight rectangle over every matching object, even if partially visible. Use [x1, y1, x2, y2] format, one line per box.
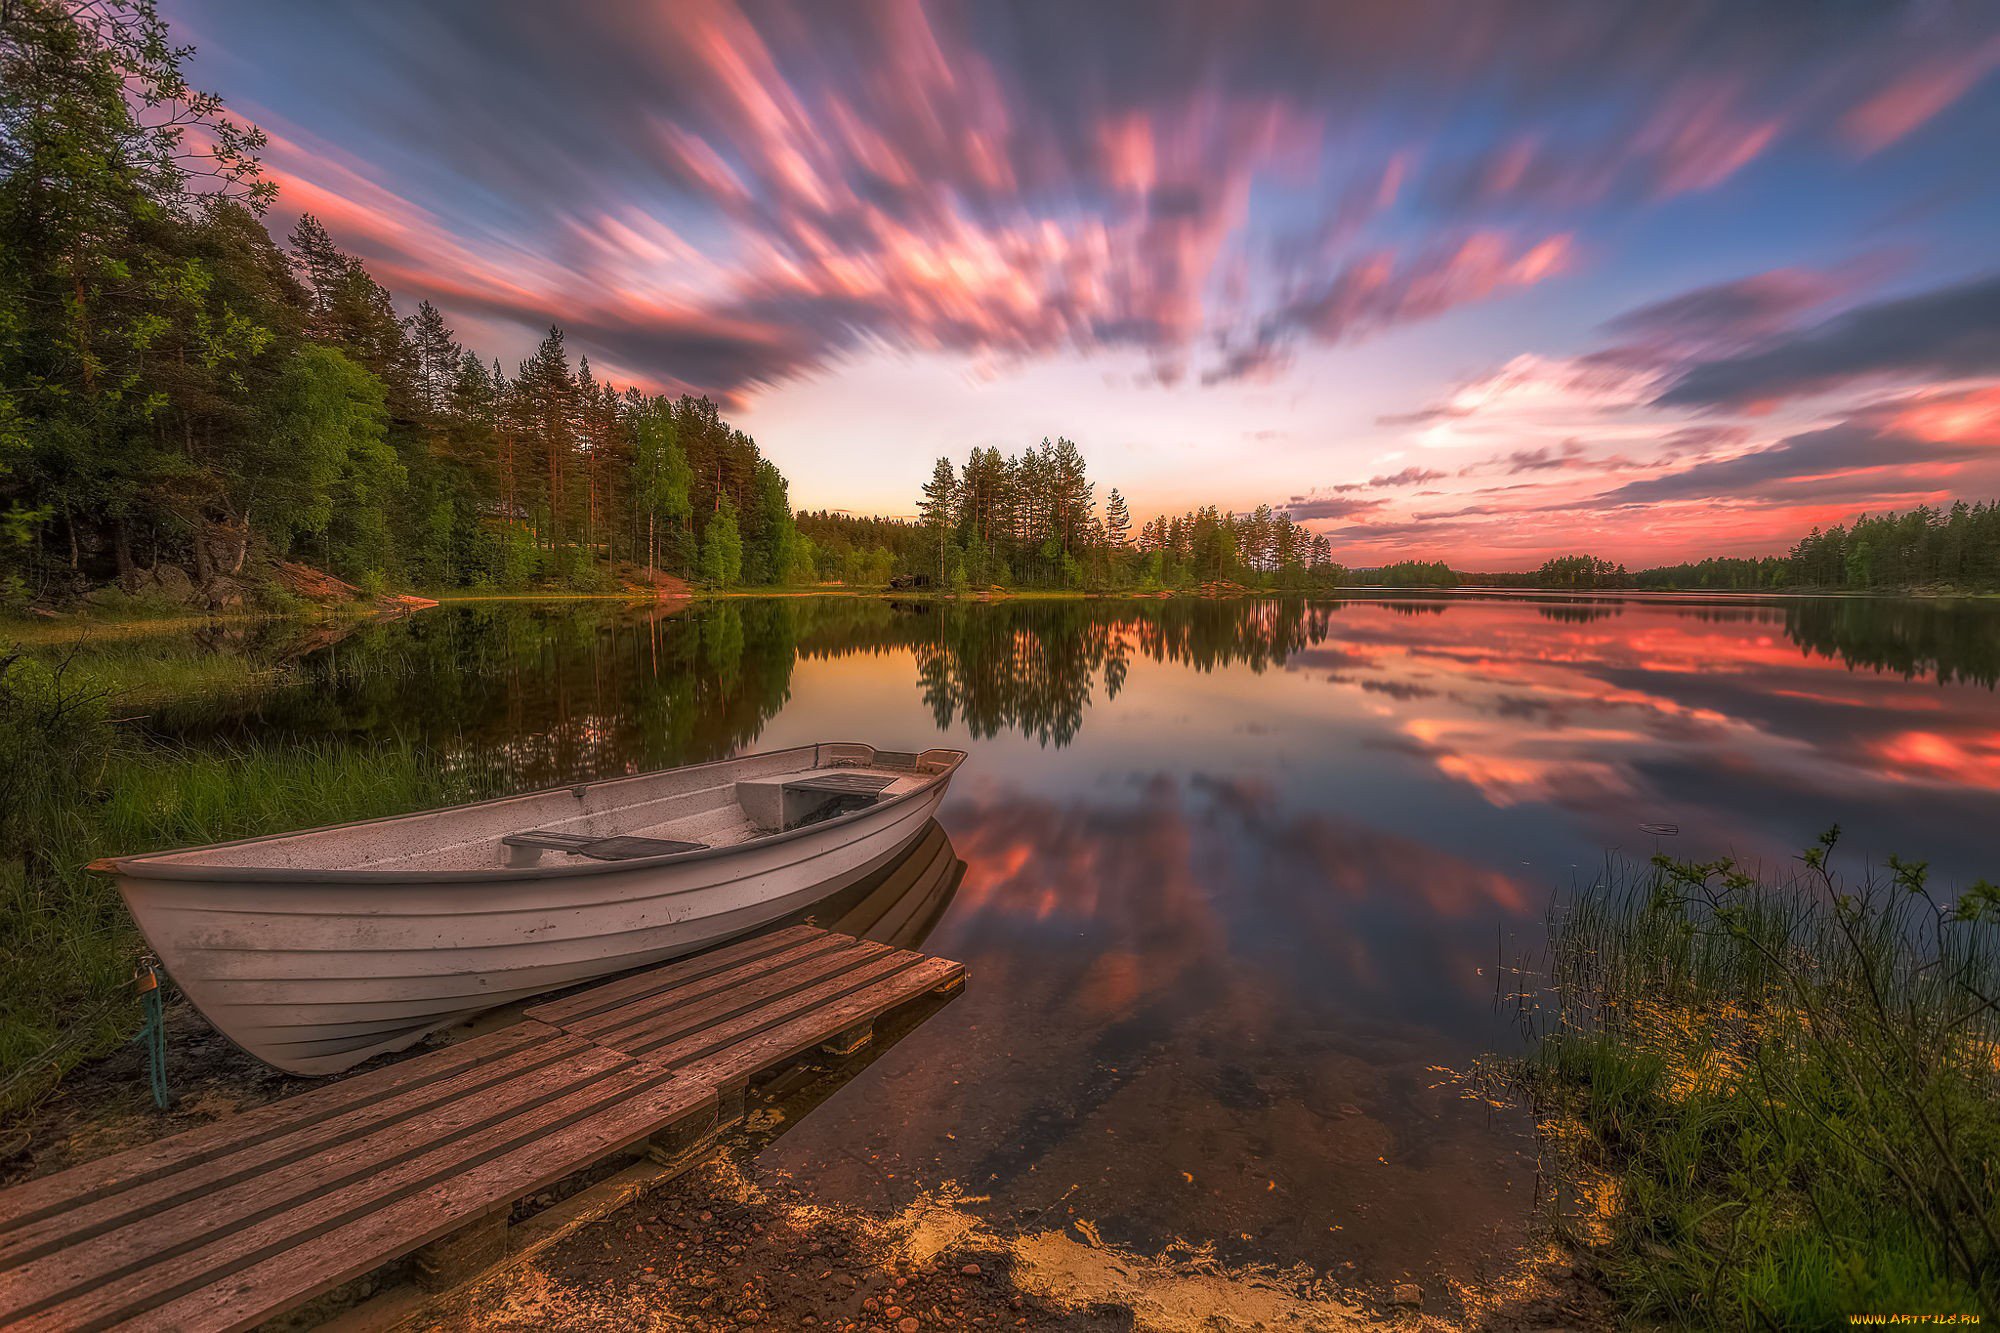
[147, 593, 2000, 1290]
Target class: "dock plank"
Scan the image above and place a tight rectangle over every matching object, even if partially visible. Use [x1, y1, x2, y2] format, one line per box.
[523, 924, 826, 1026]
[0, 923, 962, 1333]
[584, 939, 894, 1053]
[678, 956, 964, 1089]
[0, 1027, 583, 1266]
[0, 1041, 640, 1324]
[0, 1022, 553, 1237]
[623, 949, 929, 1066]
[10, 1065, 708, 1332]
[543, 934, 871, 1043]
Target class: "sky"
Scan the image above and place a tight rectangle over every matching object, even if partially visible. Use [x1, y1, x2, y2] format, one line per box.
[165, 0, 2000, 567]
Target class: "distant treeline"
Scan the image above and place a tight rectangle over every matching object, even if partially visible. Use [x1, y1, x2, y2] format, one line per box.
[899, 441, 1349, 591]
[0, 0, 805, 603]
[1634, 504, 2000, 592]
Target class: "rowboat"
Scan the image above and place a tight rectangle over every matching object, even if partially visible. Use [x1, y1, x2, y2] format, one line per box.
[93, 743, 966, 1075]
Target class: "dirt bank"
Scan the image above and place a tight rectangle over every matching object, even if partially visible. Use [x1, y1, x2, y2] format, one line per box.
[425, 1146, 1610, 1332]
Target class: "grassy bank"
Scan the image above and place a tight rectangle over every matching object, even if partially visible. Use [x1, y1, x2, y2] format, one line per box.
[1510, 833, 2000, 1326]
[0, 651, 495, 1114]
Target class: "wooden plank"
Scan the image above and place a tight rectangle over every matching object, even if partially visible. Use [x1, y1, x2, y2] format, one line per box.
[547, 934, 873, 1045]
[0, 1026, 584, 1267]
[0, 1023, 555, 1238]
[315, 1144, 721, 1333]
[12, 1066, 710, 1332]
[587, 940, 898, 1056]
[631, 949, 930, 1068]
[678, 956, 965, 1090]
[522, 924, 825, 1026]
[0, 1040, 640, 1325]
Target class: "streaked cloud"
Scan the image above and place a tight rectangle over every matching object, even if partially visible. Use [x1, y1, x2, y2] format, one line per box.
[1654, 274, 2000, 410]
[167, 0, 2000, 550]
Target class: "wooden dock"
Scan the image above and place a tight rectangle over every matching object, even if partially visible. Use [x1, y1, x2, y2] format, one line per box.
[0, 926, 964, 1332]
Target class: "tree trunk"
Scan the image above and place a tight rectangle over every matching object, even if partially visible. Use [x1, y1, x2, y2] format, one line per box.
[192, 521, 215, 585]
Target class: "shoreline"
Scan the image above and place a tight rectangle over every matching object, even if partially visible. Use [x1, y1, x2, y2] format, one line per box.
[9, 580, 1996, 640]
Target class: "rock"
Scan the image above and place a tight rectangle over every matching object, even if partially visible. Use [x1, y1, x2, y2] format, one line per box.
[1391, 1283, 1423, 1309]
[898, 1320, 920, 1333]
[960, 1263, 982, 1276]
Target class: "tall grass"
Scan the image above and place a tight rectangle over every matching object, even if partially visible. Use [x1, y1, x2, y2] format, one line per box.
[1511, 832, 2000, 1326]
[0, 650, 493, 1113]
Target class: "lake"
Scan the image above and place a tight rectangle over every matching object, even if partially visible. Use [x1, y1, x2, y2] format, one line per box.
[135, 591, 2000, 1295]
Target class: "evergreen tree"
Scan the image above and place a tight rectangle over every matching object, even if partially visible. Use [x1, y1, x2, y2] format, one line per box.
[919, 457, 957, 580]
[632, 398, 692, 578]
[698, 492, 743, 587]
[1105, 489, 1131, 548]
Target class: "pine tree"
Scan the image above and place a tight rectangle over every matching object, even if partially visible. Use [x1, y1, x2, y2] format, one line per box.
[919, 457, 957, 580]
[406, 301, 459, 418]
[1105, 489, 1131, 547]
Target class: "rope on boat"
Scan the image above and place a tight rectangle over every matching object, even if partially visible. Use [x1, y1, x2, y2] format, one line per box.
[132, 959, 171, 1110]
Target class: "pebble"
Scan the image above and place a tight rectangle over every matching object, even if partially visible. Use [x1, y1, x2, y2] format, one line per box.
[898, 1320, 920, 1333]
[960, 1263, 982, 1276]
[1391, 1282, 1424, 1308]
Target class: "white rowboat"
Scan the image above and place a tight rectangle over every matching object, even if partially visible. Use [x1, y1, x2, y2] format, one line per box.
[93, 743, 965, 1074]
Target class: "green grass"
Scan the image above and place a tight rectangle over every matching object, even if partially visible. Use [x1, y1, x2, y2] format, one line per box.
[0, 648, 494, 1112]
[1509, 834, 2000, 1327]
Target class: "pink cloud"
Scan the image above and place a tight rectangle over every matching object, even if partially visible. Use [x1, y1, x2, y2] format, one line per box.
[1842, 33, 2000, 154]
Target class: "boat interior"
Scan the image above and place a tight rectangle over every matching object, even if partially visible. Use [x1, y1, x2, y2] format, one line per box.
[117, 744, 962, 876]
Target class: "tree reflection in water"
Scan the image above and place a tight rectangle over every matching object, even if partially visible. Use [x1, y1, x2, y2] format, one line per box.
[136, 592, 2000, 782]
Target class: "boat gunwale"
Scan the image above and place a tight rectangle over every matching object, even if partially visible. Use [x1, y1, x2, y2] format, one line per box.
[93, 743, 965, 885]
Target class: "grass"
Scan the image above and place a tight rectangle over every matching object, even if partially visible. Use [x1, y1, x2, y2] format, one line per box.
[0, 649, 496, 1114]
[1507, 833, 2000, 1327]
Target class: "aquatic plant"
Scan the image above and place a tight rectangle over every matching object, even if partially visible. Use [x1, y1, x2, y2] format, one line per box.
[1511, 831, 2000, 1325]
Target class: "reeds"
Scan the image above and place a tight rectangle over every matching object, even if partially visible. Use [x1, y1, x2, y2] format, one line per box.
[1511, 831, 2000, 1325]
[0, 648, 489, 1113]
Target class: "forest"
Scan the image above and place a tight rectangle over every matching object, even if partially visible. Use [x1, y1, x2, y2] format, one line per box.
[861, 441, 1350, 592]
[0, 0, 806, 607]
[1633, 503, 2000, 593]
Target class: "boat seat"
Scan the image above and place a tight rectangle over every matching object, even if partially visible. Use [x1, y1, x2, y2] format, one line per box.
[734, 772, 899, 832]
[784, 773, 898, 797]
[502, 831, 707, 865]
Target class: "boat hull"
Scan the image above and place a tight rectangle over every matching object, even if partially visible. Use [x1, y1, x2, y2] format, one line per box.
[116, 780, 950, 1074]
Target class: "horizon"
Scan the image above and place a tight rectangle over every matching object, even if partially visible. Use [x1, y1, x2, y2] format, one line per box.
[164, 0, 2000, 567]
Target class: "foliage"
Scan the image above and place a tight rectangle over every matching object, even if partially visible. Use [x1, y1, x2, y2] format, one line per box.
[1361, 560, 1458, 587]
[698, 492, 743, 587]
[1637, 503, 2000, 592]
[1538, 553, 1629, 589]
[879, 440, 1349, 592]
[1512, 833, 2000, 1326]
[0, 0, 803, 602]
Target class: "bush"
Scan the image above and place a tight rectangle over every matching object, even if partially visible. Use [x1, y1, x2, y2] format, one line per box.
[1510, 832, 2000, 1325]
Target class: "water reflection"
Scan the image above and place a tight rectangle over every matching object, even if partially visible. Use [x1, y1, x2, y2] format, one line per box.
[119, 591, 2000, 1291]
[798, 818, 965, 950]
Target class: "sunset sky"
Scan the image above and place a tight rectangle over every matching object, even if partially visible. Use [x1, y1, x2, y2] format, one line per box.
[166, 0, 2000, 567]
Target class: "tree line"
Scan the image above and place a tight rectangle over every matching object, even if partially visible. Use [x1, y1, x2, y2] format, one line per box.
[1538, 554, 1631, 589]
[1, 0, 806, 605]
[898, 439, 1348, 591]
[1633, 504, 2000, 592]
